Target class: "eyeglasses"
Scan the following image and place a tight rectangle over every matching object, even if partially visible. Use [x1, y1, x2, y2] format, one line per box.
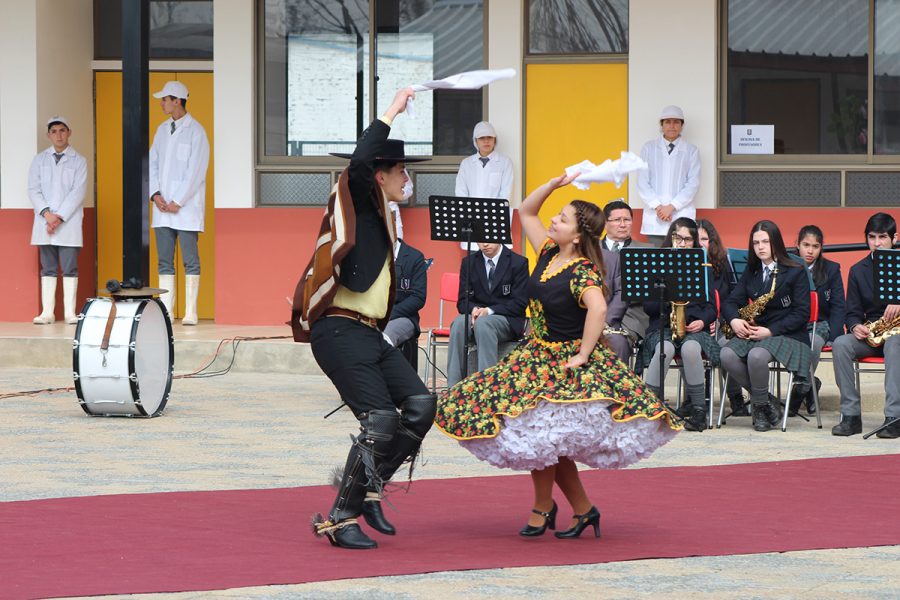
[672, 234, 693, 245]
[607, 218, 632, 225]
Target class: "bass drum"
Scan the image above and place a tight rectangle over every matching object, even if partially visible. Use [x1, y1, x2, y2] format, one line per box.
[73, 297, 174, 417]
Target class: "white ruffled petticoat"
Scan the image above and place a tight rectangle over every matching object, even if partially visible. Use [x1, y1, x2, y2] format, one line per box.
[463, 399, 678, 471]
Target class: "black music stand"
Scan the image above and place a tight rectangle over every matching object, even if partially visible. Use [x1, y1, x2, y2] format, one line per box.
[863, 249, 900, 439]
[621, 247, 709, 411]
[429, 195, 511, 380]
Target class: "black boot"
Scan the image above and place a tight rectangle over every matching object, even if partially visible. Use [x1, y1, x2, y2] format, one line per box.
[362, 493, 395, 535]
[831, 414, 862, 436]
[751, 404, 772, 432]
[805, 377, 821, 415]
[766, 393, 783, 426]
[682, 383, 707, 432]
[787, 384, 807, 417]
[378, 394, 437, 482]
[313, 410, 399, 549]
[728, 393, 750, 416]
[875, 417, 900, 439]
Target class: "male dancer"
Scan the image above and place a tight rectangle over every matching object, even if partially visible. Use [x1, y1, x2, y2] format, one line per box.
[292, 87, 436, 549]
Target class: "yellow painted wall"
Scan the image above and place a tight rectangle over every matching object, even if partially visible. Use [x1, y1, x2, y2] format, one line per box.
[95, 71, 215, 319]
[524, 63, 628, 263]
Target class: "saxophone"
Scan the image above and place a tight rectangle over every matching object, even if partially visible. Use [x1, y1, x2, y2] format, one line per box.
[669, 234, 688, 342]
[723, 267, 778, 339]
[864, 314, 900, 347]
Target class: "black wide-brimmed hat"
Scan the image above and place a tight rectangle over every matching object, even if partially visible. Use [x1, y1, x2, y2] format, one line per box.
[330, 138, 430, 162]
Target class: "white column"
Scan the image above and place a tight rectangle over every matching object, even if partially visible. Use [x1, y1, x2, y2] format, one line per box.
[0, 1, 39, 210]
[214, 0, 255, 209]
[487, 1, 523, 208]
[628, 0, 717, 210]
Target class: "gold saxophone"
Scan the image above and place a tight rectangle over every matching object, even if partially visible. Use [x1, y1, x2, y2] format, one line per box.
[864, 314, 900, 347]
[723, 267, 778, 339]
[669, 234, 688, 342]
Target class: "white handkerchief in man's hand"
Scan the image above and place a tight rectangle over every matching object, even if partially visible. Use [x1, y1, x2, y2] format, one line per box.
[406, 68, 516, 116]
[566, 152, 648, 190]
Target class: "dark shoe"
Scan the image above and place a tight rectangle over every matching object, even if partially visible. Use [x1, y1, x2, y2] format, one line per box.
[766, 395, 783, 426]
[555, 506, 601, 539]
[875, 417, 900, 439]
[328, 522, 378, 549]
[683, 406, 707, 432]
[805, 378, 822, 415]
[674, 403, 692, 419]
[729, 394, 750, 417]
[831, 415, 862, 436]
[362, 499, 395, 535]
[752, 405, 772, 432]
[519, 501, 558, 537]
[787, 385, 808, 417]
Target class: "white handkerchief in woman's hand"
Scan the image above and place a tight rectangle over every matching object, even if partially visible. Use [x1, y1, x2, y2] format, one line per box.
[406, 69, 516, 116]
[566, 152, 648, 190]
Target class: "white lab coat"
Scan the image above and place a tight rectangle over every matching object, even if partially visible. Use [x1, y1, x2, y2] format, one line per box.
[636, 136, 700, 236]
[148, 113, 210, 232]
[28, 146, 88, 247]
[455, 151, 514, 250]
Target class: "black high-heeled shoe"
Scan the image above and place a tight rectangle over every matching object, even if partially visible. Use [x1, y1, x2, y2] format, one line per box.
[554, 506, 601, 539]
[519, 501, 558, 537]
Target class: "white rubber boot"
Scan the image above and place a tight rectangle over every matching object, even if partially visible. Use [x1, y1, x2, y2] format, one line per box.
[63, 277, 79, 324]
[182, 274, 200, 325]
[158, 274, 176, 321]
[33, 276, 57, 324]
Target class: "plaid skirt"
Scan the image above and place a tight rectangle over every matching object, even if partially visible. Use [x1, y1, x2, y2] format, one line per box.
[725, 335, 811, 376]
[641, 329, 721, 368]
[808, 321, 830, 343]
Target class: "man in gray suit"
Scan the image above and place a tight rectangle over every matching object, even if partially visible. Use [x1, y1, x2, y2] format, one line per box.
[601, 200, 652, 363]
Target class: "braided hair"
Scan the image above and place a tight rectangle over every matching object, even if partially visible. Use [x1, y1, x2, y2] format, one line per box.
[570, 200, 607, 293]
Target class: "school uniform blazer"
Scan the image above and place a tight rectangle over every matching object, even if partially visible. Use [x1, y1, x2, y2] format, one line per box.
[845, 254, 885, 331]
[813, 257, 846, 342]
[457, 247, 529, 336]
[723, 261, 811, 345]
[390, 240, 427, 336]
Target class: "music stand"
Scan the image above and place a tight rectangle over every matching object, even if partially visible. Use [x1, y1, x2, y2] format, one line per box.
[863, 249, 900, 438]
[429, 195, 511, 380]
[621, 247, 709, 411]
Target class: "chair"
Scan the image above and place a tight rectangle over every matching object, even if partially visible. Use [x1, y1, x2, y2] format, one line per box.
[854, 356, 886, 398]
[424, 272, 459, 392]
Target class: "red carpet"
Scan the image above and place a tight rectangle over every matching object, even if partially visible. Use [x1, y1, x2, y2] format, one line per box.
[2, 454, 900, 599]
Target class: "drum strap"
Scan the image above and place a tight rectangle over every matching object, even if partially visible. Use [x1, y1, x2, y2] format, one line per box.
[101, 299, 117, 354]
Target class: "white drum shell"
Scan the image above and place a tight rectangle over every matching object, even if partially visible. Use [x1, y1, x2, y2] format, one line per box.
[73, 297, 173, 417]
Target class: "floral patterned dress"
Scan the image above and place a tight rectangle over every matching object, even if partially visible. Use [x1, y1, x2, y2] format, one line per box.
[434, 240, 681, 471]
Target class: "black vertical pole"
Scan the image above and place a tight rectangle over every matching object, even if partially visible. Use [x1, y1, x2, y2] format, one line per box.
[121, 0, 150, 286]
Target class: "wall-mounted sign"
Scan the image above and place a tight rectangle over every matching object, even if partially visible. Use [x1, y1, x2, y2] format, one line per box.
[731, 125, 774, 154]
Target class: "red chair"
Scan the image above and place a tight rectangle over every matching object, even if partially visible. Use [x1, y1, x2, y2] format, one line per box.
[776, 291, 822, 431]
[854, 356, 886, 397]
[425, 272, 459, 392]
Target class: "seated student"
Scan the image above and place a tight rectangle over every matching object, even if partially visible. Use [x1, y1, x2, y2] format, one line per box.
[383, 236, 428, 349]
[832, 213, 900, 437]
[697, 218, 746, 416]
[788, 225, 845, 416]
[641, 218, 718, 431]
[720, 220, 811, 432]
[600, 199, 652, 362]
[447, 242, 529, 387]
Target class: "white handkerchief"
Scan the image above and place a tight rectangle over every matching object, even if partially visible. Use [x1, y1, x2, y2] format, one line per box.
[566, 152, 648, 190]
[406, 68, 516, 117]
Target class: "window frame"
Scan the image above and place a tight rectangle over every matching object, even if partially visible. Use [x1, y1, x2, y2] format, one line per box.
[255, 0, 489, 176]
[524, 0, 629, 59]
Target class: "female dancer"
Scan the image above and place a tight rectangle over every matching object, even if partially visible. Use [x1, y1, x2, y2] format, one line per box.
[434, 173, 680, 539]
[720, 220, 811, 432]
[697, 218, 747, 416]
[789, 225, 845, 415]
[641, 217, 718, 431]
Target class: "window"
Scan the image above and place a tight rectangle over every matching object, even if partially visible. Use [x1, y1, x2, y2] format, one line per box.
[261, 0, 485, 160]
[726, 0, 868, 155]
[527, 0, 627, 55]
[94, 0, 214, 60]
[874, 0, 900, 155]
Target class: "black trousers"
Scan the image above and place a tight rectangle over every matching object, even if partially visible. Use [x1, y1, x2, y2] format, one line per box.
[310, 316, 428, 415]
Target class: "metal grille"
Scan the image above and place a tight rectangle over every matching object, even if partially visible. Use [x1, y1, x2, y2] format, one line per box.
[413, 172, 458, 206]
[258, 172, 333, 206]
[720, 171, 841, 206]
[846, 172, 900, 206]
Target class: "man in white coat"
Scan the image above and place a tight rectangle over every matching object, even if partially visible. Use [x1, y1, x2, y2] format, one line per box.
[29, 116, 88, 325]
[149, 80, 210, 325]
[636, 105, 701, 246]
[455, 121, 514, 251]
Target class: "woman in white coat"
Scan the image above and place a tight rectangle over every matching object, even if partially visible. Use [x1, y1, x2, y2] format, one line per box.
[29, 116, 87, 325]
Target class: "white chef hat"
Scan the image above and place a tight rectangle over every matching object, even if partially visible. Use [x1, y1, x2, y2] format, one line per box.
[659, 105, 685, 121]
